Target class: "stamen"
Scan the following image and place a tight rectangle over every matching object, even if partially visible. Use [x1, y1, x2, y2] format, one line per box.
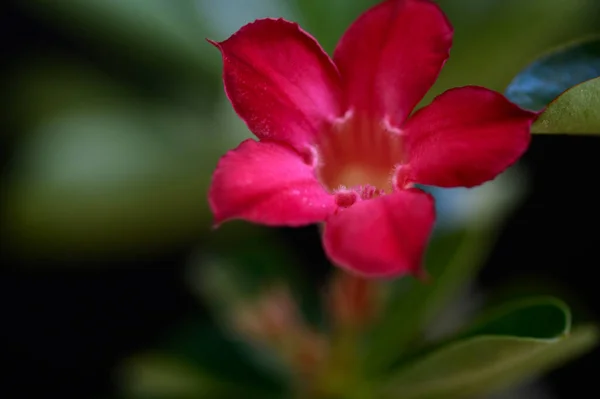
[334, 189, 358, 208]
[334, 185, 385, 208]
[357, 185, 385, 200]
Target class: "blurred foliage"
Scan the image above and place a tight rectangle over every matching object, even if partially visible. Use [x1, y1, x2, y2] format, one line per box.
[3, 0, 600, 398]
[366, 171, 526, 374]
[3, 0, 600, 256]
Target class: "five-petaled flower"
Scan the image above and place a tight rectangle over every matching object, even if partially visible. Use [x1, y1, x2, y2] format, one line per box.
[207, 0, 537, 278]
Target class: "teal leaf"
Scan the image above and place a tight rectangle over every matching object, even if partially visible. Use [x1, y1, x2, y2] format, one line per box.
[505, 36, 600, 111]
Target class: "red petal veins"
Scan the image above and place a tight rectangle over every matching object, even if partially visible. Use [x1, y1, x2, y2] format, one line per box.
[209, 140, 336, 226]
[333, 0, 453, 125]
[323, 189, 436, 278]
[209, 18, 343, 151]
[401, 86, 537, 188]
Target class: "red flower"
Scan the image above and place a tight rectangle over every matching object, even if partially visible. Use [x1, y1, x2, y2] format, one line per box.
[208, 0, 536, 278]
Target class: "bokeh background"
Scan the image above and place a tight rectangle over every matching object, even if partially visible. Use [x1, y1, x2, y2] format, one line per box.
[2, 0, 600, 398]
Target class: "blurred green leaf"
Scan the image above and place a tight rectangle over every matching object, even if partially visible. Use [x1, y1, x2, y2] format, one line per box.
[531, 77, 600, 134]
[192, 225, 323, 322]
[380, 298, 598, 399]
[118, 325, 287, 399]
[458, 297, 570, 340]
[387, 297, 578, 368]
[365, 174, 524, 374]
[21, 0, 216, 77]
[381, 326, 598, 399]
[2, 59, 235, 257]
[162, 320, 288, 398]
[184, 229, 331, 395]
[197, 0, 298, 40]
[118, 353, 230, 399]
[422, 0, 599, 105]
[483, 275, 595, 325]
[294, 0, 373, 52]
[505, 37, 600, 111]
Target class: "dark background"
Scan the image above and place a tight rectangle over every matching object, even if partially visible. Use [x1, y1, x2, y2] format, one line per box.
[2, 1, 599, 398]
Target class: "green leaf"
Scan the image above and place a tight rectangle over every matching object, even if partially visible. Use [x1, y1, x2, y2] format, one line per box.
[381, 326, 598, 399]
[365, 172, 525, 374]
[531, 77, 600, 134]
[458, 297, 570, 340]
[117, 353, 229, 399]
[505, 36, 600, 111]
[380, 299, 598, 399]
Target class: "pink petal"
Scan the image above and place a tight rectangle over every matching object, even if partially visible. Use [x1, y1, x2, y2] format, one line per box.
[400, 86, 537, 188]
[208, 139, 336, 227]
[333, 0, 453, 125]
[323, 189, 435, 278]
[209, 19, 343, 151]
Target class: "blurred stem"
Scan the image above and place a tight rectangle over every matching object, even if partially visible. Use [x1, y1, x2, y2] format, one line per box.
[309, 272, 381, 398]
[314, 330, 371, 399]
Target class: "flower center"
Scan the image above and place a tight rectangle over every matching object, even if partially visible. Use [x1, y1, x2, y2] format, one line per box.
[315, 111, 405, 201]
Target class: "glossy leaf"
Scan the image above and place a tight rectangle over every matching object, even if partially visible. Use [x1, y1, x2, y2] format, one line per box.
[387, 297, 572, 374]
[505, 37, 600, 111]
[380, 298, 598, 399]
[458, 297, 570, 339]
[381, 325, 597, 399]
[531, 77, 600, 134]
[365, 172, 525, 373]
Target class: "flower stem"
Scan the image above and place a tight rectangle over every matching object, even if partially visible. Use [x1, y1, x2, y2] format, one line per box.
[310, 271, 382, 398]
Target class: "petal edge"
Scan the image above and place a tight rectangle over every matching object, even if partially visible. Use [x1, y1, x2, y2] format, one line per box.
[333, 0, 453, 125]
[323, 189, 436, 278]
[210, 18, 343, 151]
[402, 86, 537, 188]
[209, 140, 336, 227]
